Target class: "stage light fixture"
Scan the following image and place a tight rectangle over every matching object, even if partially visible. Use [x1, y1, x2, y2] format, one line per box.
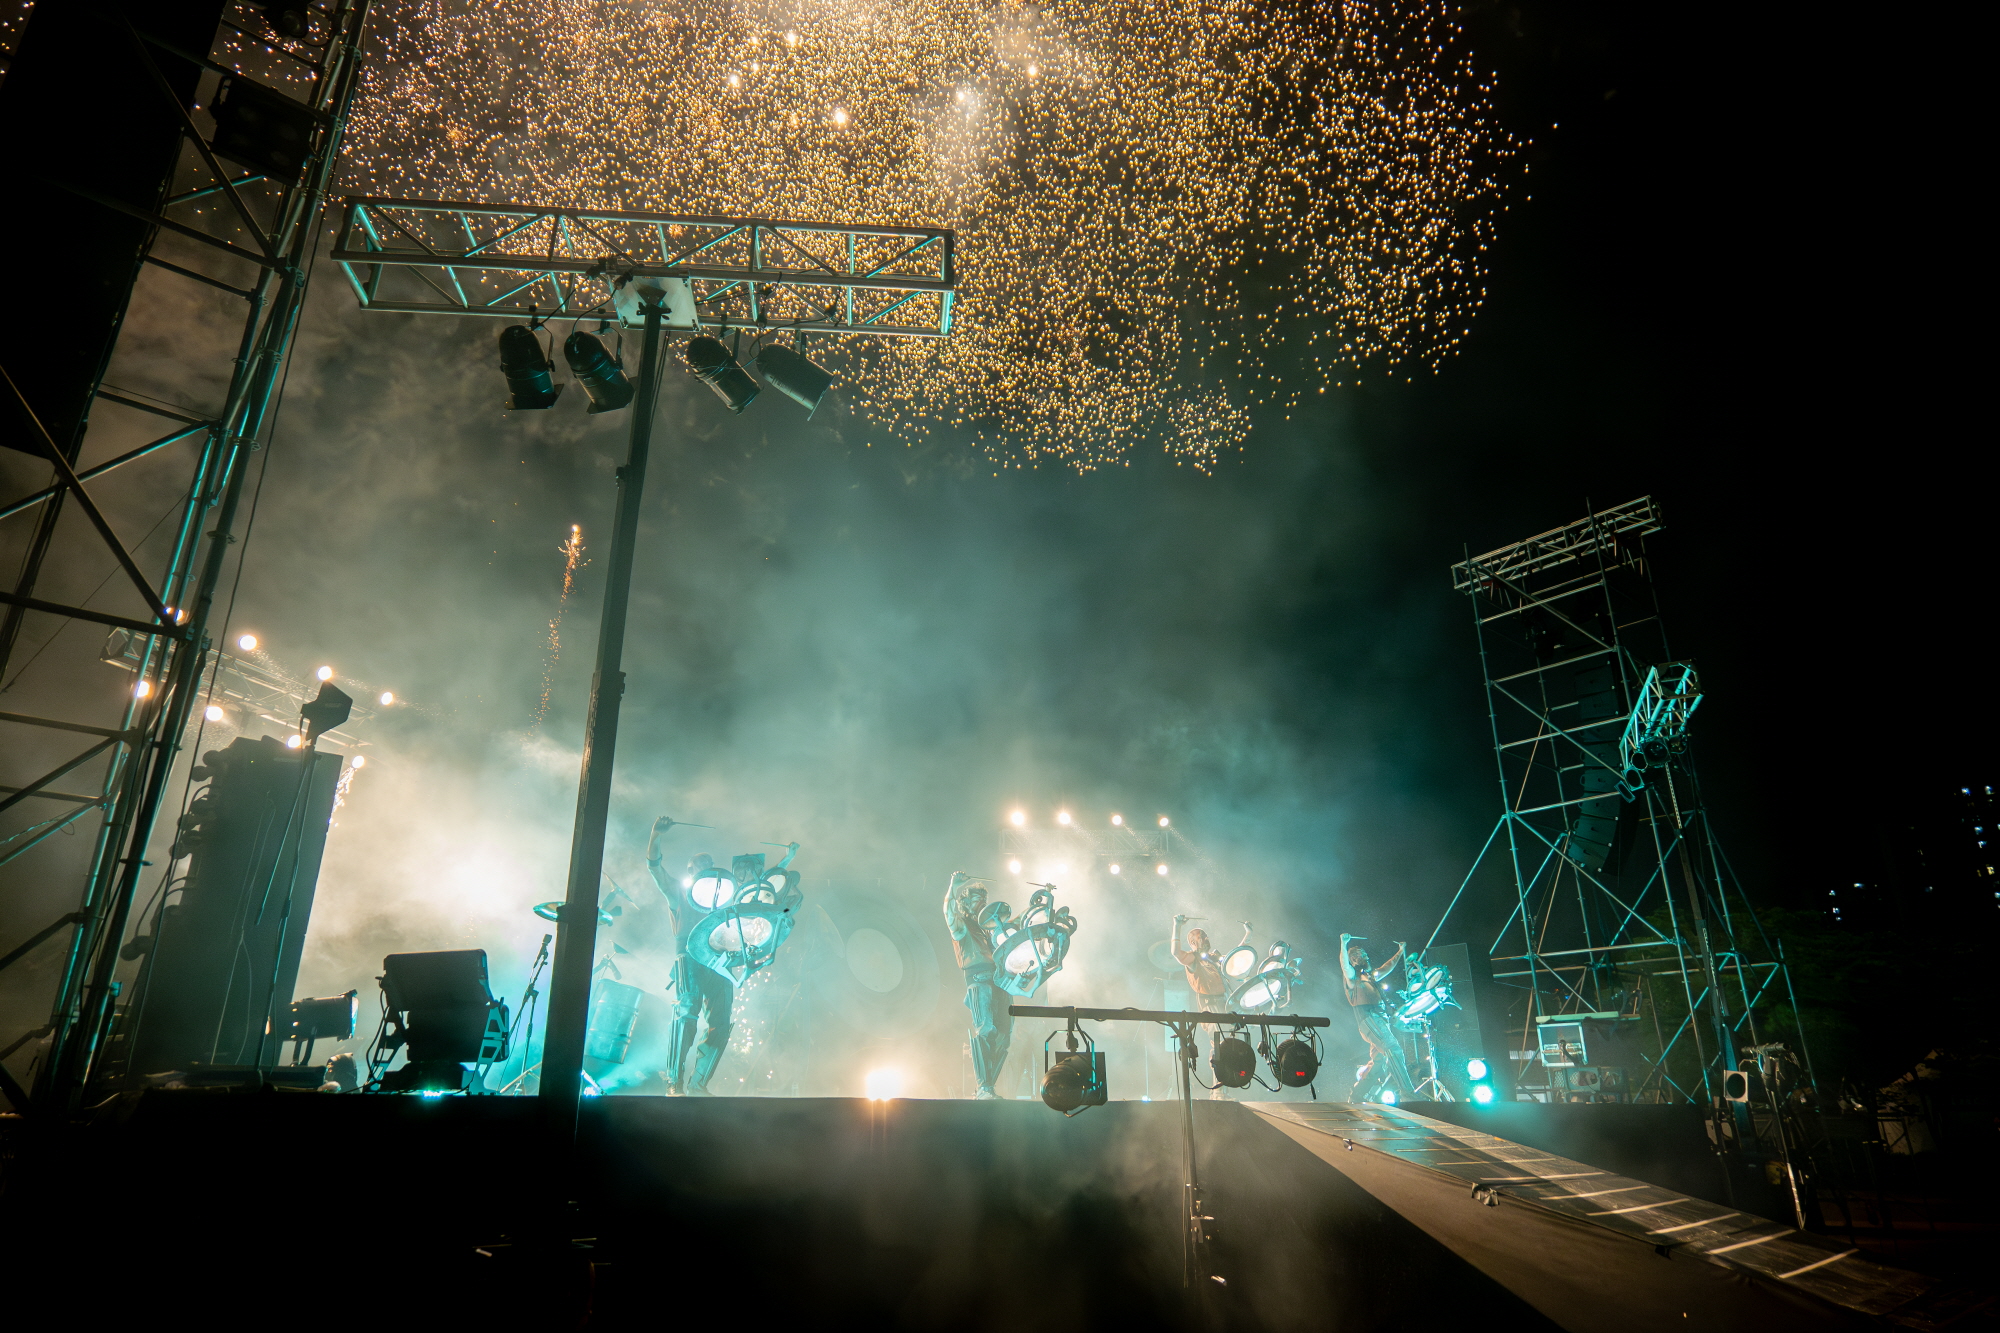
[684, 336, 760, 413]
[1379, 1088, 1398, 1105]
[204, 705, 225, 722]
[134, 680, 151, 698]
[1466, 1057, 1489, 1081]
[754, 343, 835, 415]
[1156, 863, 1170, 876]
[1057, 810, 1072, 825]
[1041, 1026, 1107, 1116]
[1007, 859, 1022, 874]
[563, 331, 635, 413]
[865, 1067, 905, 1100]
[209, 75, 315, 177]
[1109, 863, 1122, 875]
[498, 325, 562, 409]
[237, 633, 257, 652]
[1009, 810, 1026, 826]
[379, 691, 394, 706]
[376, 949, 509, 1094]
[1158, 816, 1170, 827]
[284, 735, 302, 749]
[316, 665, 334, 681]
[350, 755, 367, 769]
[300, 682, 353, 743]
[1472, 1084, 1496, 1105]
[1111, 814, 1123, 825]
[1272, 1037, 1319, 1087]
[1210, 1035, 1256, 1088]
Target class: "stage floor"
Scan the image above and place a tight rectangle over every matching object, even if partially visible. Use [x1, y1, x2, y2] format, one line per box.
[0, 1093, 1956, 1330]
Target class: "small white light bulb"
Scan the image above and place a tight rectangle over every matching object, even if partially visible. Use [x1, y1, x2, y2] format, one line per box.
[237, 633, 257, 652]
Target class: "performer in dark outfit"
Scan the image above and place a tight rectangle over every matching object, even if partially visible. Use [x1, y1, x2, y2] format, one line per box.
[645, 816, 797, 1095]
[944, 872, 1012, 1100]
[1340, 933, 1415, 1102]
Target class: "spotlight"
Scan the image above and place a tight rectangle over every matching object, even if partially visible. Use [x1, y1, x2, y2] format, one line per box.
[204, 705, 225, 722]
[498, 325, 562, 410]
[315, 665, 334, 681]
[134, 680, 151, 698]
[1641, 737, 1670, 765]
[1110, 814, 1123, 826]
[753, 343, 834, 415]
[350, 755, 367, 769]
[1109, 863, 1121, 875]
[300, 682, 353, 743]
[684, 336, 759, 413]
[865, 1067, 904, 1100]
[1272, 1037, 1319, 1088]
[236, 633, 258, 652]
[1158, 816, 1170, 827]
[1008, 859, 1022, 874]
[563, 331, 634, 413]
[1156, 863, 1169, 876]
[1009, 810, 1026, 826]
[1379, 1088, 1398, 1105]
[1210, 1035, 1256, 1089]
[1466, 1057, 1489, 1081]
[285, 735, 302, 749]
[1057, 810, 1072, 826]
[1042, 1050, 1108, 1116]
[376, 949, 509, 1094]
[379, 691, 395, 706]
[1472, 1084, 1496, 1105]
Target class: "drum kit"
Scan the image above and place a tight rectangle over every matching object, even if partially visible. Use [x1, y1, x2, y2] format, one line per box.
[1393, 951, 1460, 1101]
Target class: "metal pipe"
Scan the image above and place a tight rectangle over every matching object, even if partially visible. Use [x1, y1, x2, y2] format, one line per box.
[540, 296, 665, 1136]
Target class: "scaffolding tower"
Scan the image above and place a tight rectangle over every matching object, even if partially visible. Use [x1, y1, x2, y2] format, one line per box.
[1428, 498, 1805, 1107]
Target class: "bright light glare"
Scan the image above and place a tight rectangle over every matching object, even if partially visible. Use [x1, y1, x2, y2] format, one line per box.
[1110, 814, 1123, 826]
[865, 1067, 904, 1100]
[1007, 859, 1022, 874]
[1156, 863, 1170, 876]
[1158, 816, 1170, 827]
[1009, 810, 1026, 826]
[1380, 1089, 1398, 1105]
[1472, 1084, 1496, 1105]
[315, 665, 334, 681]
[379, 691, 395, 706]
[1110, 864, 1122, 875]
[420, 1090, 446, 1099]
[1466, 1058, 1489, 1081]
[582, 1085, 601, 1097]
[204, 705, 224, 722]
[134, 680, 151, 698]
[831, 106, 848, 125]
[1057, 810, 1072, 825]
[351, 755, 367, 769]
[1055, 861, 1068, 874]
[285, 735, 302, 749]
[237, 634, 257, 652]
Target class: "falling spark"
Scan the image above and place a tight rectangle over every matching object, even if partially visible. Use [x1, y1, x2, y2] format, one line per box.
[532, 524, 587, 727]
[347, 0, 1517, 473]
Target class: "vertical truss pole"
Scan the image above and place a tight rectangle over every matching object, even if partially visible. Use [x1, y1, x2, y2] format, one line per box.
[1470, 565, 1543, 1037]
[36, 0, 375, 1107]
[541, 298, 665, 1139]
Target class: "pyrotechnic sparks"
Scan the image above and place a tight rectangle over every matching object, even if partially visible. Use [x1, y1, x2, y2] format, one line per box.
[348, 0, 1515, 472]
[533, 524, 587, 727]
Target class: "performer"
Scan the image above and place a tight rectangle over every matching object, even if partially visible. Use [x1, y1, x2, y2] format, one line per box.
[944, 871, 1011, 1100]
[646, 816, 798, 1096]
[1340, 934, 1415, 1102]
[1170, 915, 1229, 1019]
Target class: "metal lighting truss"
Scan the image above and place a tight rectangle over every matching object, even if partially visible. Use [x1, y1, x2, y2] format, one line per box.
[1428, 498, 1807, 1107]
[332, 198, 956, 338]
[337, 194, 960, 1136]
[0, 1, 372, 1110]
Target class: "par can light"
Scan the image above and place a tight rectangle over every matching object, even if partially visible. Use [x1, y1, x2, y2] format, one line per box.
[1466, 1057, 1489, 1081]
[1041, 1050, 1108, 1115]
[753, 342, 834, 415]
[1210, 1035, 1256, 1089]
[563, 331, 635, 413]
[684, 335, 760, 413]
[498, 325, 561, 410]
[1472, 1083, 1497, 1104]
[1272, 1036, 1319, 1088]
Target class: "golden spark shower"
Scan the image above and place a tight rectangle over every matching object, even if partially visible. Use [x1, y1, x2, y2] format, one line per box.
[533, 524, 587, 727]
[346, 0, 1516, 471]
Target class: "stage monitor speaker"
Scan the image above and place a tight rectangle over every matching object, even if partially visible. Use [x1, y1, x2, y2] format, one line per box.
[122, 736, 343, 1078]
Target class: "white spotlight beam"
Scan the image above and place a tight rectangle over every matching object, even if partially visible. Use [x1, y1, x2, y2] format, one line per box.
[332, 197, 957, 338]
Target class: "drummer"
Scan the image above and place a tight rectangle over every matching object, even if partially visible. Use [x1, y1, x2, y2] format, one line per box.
[1340, 934, 1415, 1102]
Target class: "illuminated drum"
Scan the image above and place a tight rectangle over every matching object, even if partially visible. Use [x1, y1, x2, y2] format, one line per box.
[1395, 963, 1454, 1026]
[1221, 945, 1259, 980]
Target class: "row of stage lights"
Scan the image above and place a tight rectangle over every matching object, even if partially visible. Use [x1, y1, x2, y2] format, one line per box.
[1374, 1058, 1499, 1108]
[1005, 857, 1168, 878]
[1008, 809, 1173, 830]
[132, 631, 386, 762]
[499, 324, 834, 418]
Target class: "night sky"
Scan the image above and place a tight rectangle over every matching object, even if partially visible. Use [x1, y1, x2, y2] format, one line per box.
[1, 0, 1986, 1094]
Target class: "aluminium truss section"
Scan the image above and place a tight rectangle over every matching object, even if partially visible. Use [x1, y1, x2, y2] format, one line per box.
[332, 198, 956, 338]
[1441, 498, 1777, 1106]
[0, 0, 373, 1112]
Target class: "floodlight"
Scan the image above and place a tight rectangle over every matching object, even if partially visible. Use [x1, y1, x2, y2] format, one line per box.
[865, 1067, 905, 1100]
[205, 705, 225, 722]
[285, 990, 357, 1063]
[684, 336, 759, 413]
[376, 949, 509, 1094]
[1471, 1084, 1496, 1105]
[1110, 814, 1123, 825]
[1272, 1037, 1319, 1088]
[1109, 864, 1121, 875]
[1210, 1035, 1256, 1088]
[564, 331, 635, 413]
[1008, 859, 1022, 874]
[351, 755, 367, 769]
[1379, 1088, 1398, 1105]
[1158, 816, 1169, 827]
[1041, 1027, 1107, 1116]
[1057, 810, 1072, 825]
[300, 682, 353, 743]
[237, 634, 258, 651]
[1466, 1057, 1489, 1081]
[316, 665, 333, 681]
[753, 343, 834, 415]
[284, 735, 302, 749]
[1156, 863, 1170, 876]
[379, 691, 394, 706]
[498, 325, 562, 409]
[134, 680, 151, 698]
[1009, 810, 1026, 826]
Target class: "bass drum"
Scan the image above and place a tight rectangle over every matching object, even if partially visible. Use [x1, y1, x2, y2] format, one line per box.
[808, 893, 942, 1041]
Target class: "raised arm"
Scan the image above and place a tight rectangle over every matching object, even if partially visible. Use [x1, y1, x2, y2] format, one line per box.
[943, 872, 973, 941]
[1171, 913, 1191, 964]
[771, 840, 800, 873]
[1339, 933, 1359, 986]
[645, 815, 676, 896]
[1371, 943, 1406, 984]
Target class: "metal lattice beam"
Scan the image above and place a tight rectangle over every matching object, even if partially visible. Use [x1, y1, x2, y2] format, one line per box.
[332, 198, 957, 337]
